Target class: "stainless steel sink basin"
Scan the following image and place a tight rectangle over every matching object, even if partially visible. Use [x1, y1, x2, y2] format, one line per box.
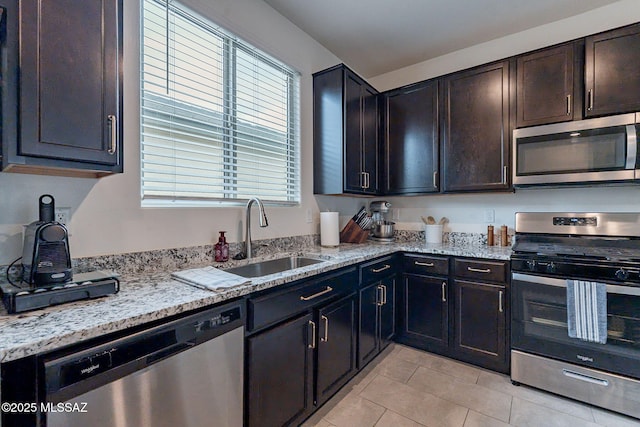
[224, 256, 326, 278]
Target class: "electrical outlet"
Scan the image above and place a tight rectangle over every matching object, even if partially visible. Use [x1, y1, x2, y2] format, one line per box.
[392, 208, 400, 221]
[483, 209, 495, 223]
[305, 208, 313, 223]
[55, 207, 71, 225]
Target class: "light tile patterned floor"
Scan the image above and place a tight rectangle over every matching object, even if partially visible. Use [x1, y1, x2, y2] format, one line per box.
[301, 344, 640, 427]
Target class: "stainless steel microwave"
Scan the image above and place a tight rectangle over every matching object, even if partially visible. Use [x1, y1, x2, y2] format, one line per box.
[513, 113, 639, 186]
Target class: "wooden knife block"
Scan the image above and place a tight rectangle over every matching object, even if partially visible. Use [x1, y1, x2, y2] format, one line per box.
[340, 219, 370, 243]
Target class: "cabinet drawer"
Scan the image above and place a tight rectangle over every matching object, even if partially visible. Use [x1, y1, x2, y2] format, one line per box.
[248, 267, 357, 331]
[360, 256, 396, 284]
[403, 254, 449, 276]
[454, 258, 508, 283]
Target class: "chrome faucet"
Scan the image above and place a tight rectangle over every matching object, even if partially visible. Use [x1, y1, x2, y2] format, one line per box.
[244, 197, 269, 259]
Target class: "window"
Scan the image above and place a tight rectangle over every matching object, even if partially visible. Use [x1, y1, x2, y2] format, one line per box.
[140, 0, 300, 206]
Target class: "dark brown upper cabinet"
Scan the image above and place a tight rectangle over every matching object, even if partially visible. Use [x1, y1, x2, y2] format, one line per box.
[516, 42, 583, 127]
[1, 0, 123, 177]
[382, 79, 439, 194]
[314, 64, 379, 195]
[441, 60, 512, 193]
[585, 23, 640, 118]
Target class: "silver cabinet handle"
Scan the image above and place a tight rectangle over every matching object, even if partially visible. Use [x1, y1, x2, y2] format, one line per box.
[107, 115, 118, 155]
[382, 284, 387, 305]
[502, 165, 508, 184]
[433, 170, 438, 188]
[372, 264, 391, 273]
[360, 172, 366, 189]
[376, 285, 384, 306]
[365, 172, 370, 189]
[308, 320, 316, 349]
[467, 267, 491, 274]
[441, 281, 447, 302]
[566, 94, 571, 116]
[321, 315, 329, 342]
[415, 261, 434, 267]
[499, 290, 503, 313]
[300, 286, 333, 301]
[588, 89, 594, 111]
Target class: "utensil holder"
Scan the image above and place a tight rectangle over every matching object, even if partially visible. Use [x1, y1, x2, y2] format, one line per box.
[425, 224, 443, 244]
[340, 219, 370, 243]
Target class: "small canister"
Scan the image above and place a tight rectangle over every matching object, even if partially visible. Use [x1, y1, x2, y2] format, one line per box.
[487, 225, 494, 246]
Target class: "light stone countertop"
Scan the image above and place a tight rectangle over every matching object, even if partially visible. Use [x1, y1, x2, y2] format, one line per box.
[0, 242, 511, 363]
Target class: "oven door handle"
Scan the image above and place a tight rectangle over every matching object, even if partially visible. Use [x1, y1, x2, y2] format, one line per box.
[512, 273, 640, 296]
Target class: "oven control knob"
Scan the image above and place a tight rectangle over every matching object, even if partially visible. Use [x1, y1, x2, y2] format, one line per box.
[546, 262, 556, 273]
[526, 260, 536, 271]
[615, 268, 629, 281]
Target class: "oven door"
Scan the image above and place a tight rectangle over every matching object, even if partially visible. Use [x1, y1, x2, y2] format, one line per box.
[511, 272, 640, 379]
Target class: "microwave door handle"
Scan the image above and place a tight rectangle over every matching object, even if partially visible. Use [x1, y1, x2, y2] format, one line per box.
[625, 124, 637, 170]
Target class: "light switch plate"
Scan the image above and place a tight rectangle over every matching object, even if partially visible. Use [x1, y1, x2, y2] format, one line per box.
[484, 209, 495, 223]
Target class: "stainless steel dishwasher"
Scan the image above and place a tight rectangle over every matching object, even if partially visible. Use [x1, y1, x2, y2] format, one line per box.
[41, 300, 244, 427]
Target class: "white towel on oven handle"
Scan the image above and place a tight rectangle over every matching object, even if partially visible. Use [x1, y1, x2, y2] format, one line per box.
[566, 279, 607, 344]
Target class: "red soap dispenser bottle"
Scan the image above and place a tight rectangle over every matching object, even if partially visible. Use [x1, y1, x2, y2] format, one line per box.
[215, 231, 229, 262]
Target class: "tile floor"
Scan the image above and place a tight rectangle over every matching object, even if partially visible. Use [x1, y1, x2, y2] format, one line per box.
[301, 344, 640, 427]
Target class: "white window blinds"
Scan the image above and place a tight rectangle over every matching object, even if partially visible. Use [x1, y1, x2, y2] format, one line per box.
[140, 0, 301, 205]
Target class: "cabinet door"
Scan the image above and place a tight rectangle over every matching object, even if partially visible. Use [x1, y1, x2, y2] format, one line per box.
[316, 294, 357, 405]
[247, 314, 314, 427]
[344, 71, 365, 193]
[585, 23, 640, 117]
[441, 61, 511, 192]
[384, 80, 439, 194]
[379, 276, 396, 347]
[401, 274, 448, 352]
[19, 0, 121, 167]
[362, 84, 379, 194]
[453, 280, 507, 372]
[358, 283, 379, 368]
[516, 43, 577, 127]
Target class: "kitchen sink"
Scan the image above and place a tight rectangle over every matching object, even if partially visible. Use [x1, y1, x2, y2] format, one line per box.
[224, 256, 326, 278]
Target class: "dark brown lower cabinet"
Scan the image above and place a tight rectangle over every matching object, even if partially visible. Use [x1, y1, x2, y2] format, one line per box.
[247, 313, 314, 427]
[397, 254, 509, 373]
[400, 274, 449, 353]
[453, 280, 507, 372]
[246, 293, 357, 427]
[358, 276, 395, 369]
[316, 295, 357, 405]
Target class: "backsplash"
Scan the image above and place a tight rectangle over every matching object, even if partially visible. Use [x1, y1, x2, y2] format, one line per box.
[3, 231, 509, 279]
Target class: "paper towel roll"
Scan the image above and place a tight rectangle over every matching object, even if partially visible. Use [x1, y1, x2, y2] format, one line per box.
[320, 212, 339, 247]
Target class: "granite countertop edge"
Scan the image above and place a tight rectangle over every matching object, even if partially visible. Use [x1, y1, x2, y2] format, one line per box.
[0, 243, 511, 363]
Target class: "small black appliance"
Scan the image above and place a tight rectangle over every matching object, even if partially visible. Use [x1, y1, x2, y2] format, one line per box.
[21, 194, 72, 287]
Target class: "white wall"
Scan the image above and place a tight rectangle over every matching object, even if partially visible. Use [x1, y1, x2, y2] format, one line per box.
[0, 0, 341, 264]
[334, 0, 640, 235]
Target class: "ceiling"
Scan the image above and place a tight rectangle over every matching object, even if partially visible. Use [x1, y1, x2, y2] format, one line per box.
[263, 0, 621, 78]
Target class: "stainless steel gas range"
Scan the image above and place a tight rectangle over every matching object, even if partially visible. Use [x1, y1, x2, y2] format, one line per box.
[510, 212, 640, 419]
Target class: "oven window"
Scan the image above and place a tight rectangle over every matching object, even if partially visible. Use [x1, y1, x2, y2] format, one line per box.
[516, 126, 627, 175]
[515, 284, 640, 354]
